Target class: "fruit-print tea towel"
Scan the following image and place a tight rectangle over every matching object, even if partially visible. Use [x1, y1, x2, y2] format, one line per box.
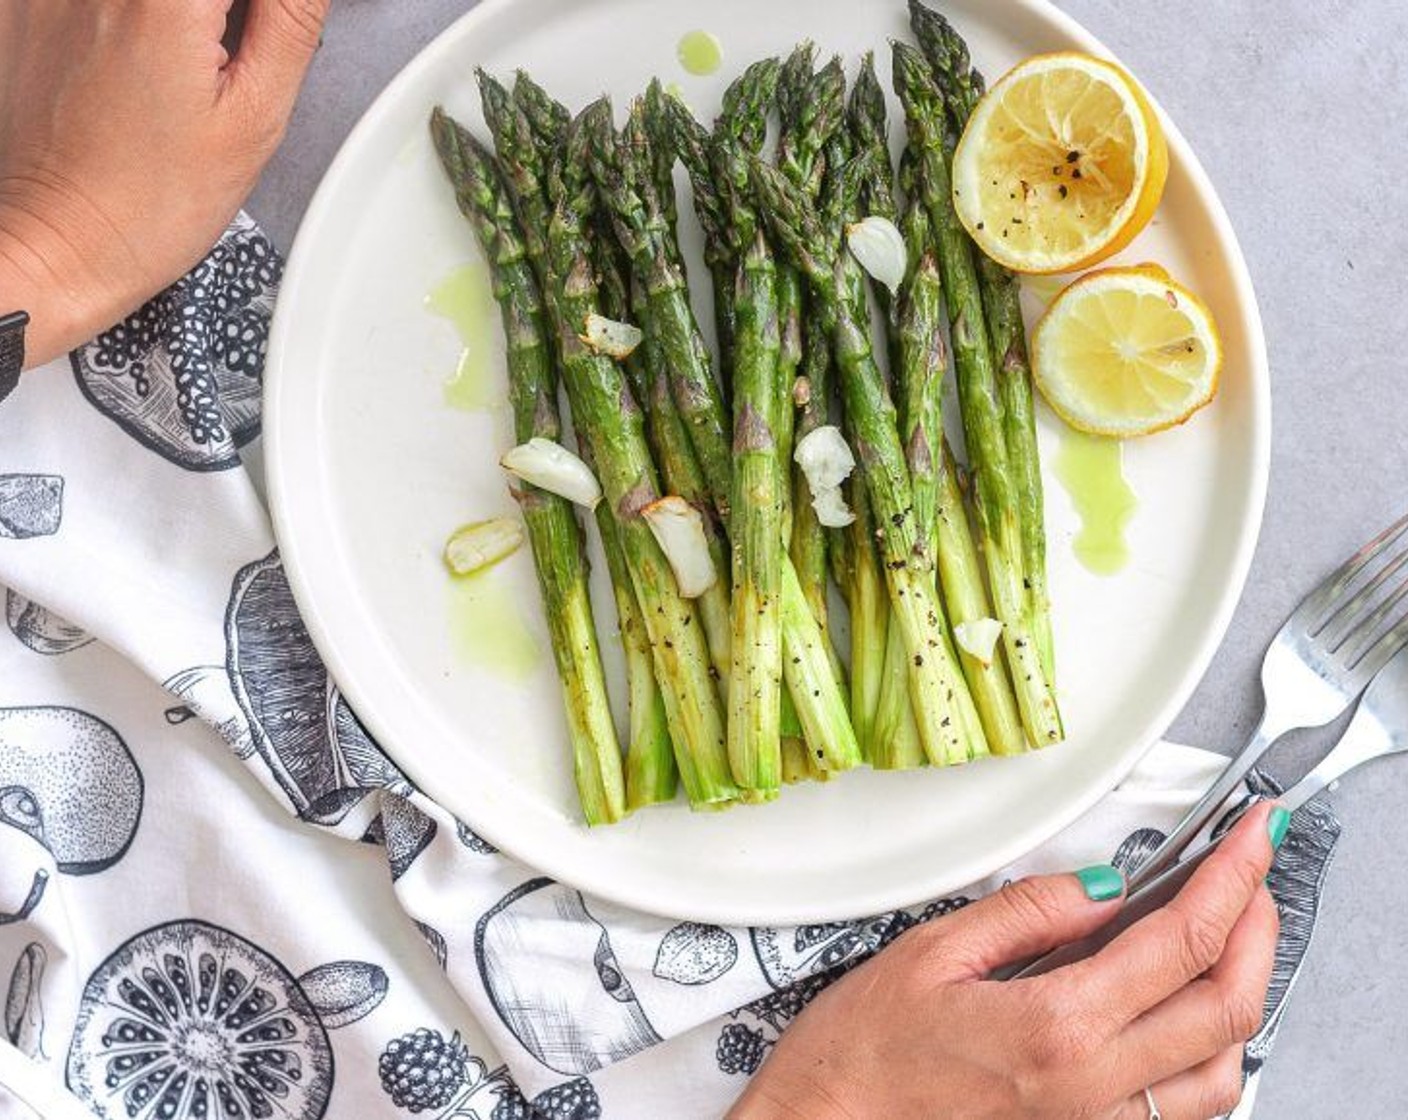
[0, 215, 1338, 1120]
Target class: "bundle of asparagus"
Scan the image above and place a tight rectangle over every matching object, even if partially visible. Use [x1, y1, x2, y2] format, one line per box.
[430, 0, 1063, 824]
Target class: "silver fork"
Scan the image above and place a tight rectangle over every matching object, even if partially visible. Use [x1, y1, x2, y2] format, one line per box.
[1211, 642, 1408, 1119]
[1011, 639, 1408, 980]
[1127, 513, 1408, 892]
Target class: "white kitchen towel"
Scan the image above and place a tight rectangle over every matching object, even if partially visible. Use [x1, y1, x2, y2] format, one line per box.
[0, 217, 1339, 1120]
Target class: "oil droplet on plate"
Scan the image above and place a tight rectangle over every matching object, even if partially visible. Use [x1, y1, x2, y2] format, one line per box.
[448, 571, 542, 681]
[677, 30, 723, 76]
[1054, 429, 1137, 576]
[426, 263, 499, 410]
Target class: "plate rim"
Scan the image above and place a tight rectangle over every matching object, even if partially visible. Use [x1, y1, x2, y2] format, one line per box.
[264, 0, 1271, 924]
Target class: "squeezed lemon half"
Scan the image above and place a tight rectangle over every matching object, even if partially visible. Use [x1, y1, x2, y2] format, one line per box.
[953, 52, 1169, 274]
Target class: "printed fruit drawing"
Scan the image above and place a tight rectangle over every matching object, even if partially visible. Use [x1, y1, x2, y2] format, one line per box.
[715, 970, 834, 1077]
[415, 922, 449, 971]
[0, 706, 143, 876]
[226, 552, 410, 823]
[5, 941, 47, 1059]
[0, 475, 63, 539]
[749, 915, 895, 989]
[1245, 788, 1338, 1076]
[716, 1022, 769, 1076]
[652, 922, 739, 985]
[719, 898, 971, 1074]
[5, 591, 93, 655]
[69, 213, 277, 472]
[0, 869, 48, 926]
[66, 920, 390, 1120]
[380, 1029, 485, 1115]
[297, 960, 389, 1029]
[476, 879, 662, 1075]
[489, 1078, 603, 1120]
[375, 1028, 600, 1120]
[67, 920, 334, 1119]
[518, 1079, 602, 1120]
[455, 821, 498, 855]
[1111, 827, 1167, 876]
[380, 796, 440, 880]
[163, 665, 256, 759]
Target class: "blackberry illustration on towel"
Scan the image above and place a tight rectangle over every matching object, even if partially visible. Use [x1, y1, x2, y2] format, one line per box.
[715, 970, 835, 1077]
[225, 552, 411, 824]
[69, 212, 277, 472]
[476, 879, 662, 1076]
[0, 474, 63, 539]
[66, 919, 389, 1120]
[377, 1028, 526, 1119]
[0, 707, 144, 924]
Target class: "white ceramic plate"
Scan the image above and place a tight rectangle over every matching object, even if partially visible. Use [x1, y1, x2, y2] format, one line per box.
[265, 0, 1268, 925]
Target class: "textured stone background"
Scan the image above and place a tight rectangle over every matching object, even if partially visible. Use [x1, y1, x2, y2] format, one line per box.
[248, 3, 1408, 1114]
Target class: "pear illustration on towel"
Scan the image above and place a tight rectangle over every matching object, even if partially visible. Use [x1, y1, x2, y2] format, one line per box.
[0, 706, 143, 889]
[476, 878, 662, 1076]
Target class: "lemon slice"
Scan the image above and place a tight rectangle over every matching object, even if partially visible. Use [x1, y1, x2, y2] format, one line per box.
[952, 52, 1169, 274]
[1032, 267, 1222, 437]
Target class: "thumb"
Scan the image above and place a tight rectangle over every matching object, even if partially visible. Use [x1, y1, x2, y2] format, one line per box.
[226, 0, 330, 125]
[926, 868, 1126, 981]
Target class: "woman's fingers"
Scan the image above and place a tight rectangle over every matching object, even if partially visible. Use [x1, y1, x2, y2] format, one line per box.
[225, 0, 329, 127]
[921, 867, 1125, 981]
[1108, 885, 1278, 1094]
[1111, 1045, 1247, 1120]
[1063, 803, 1283, 1025]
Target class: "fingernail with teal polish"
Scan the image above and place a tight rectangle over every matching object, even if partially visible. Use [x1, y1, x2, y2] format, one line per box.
[1076, 864, 1124, 902]
[1268, 806, 1292, 852]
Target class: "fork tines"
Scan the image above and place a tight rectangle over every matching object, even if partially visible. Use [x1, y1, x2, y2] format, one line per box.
[1306, 512, 1408, 671]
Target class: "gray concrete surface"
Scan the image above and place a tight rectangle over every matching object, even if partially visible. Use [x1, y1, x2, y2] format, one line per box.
[249, 2, 1408, 1115]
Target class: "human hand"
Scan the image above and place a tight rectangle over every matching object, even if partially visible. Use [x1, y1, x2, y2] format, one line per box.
[0, 0, 330, 370]
[730, 803, 1287, 1120]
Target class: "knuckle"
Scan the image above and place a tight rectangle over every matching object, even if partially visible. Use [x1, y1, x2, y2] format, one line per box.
[1221, 986, 1266, 1043]
[1231, 848, 1269, 897]
[275, 0, 328, 45]
[1171, 907, 1226, 977]
[997, 877, 1070, 930]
